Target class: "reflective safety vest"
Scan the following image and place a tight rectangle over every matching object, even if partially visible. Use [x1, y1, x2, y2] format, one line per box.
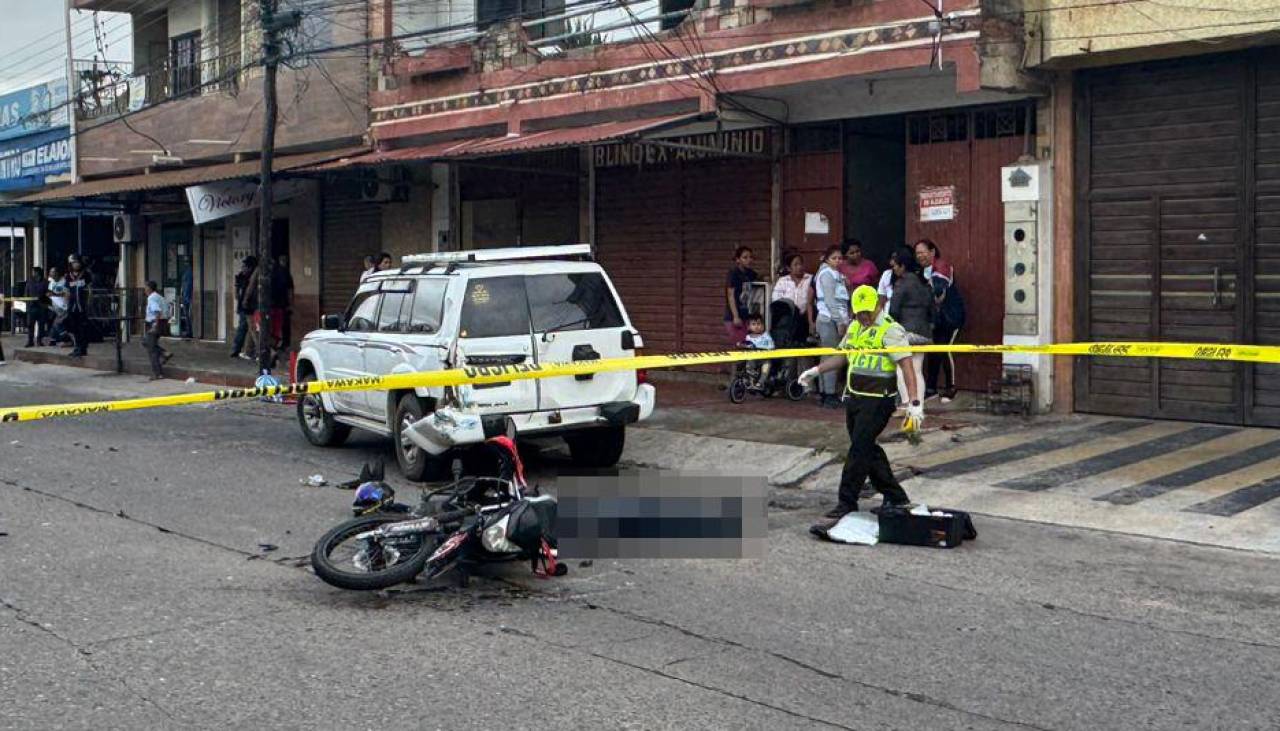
[843, 316, 899, 398]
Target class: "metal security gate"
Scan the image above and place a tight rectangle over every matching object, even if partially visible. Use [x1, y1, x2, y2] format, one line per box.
[594, 157, 771, 357]
[1077, 49, 1280, 426]
[321, 182, 383, 318]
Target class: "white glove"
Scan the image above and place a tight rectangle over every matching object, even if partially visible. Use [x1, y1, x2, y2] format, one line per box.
[905, 401, 925, 429]
[798, 366, 820, 391]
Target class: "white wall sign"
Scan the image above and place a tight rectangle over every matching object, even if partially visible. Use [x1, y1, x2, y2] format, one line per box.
[1001, 164, 1041, 202]
[185, 179, 305, 225]
[803, 211, 830, 235]
[918, 185, 956, 222]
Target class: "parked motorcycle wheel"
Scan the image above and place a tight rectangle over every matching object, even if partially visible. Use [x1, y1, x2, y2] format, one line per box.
[311, 514, 440, 591]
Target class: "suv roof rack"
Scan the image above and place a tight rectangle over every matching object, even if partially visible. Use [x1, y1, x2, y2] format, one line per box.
[402, 244, 593, 266]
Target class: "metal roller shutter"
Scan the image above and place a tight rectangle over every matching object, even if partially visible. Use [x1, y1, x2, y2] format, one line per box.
[321, 184, 382, 317]
[595, 158, 771, 358]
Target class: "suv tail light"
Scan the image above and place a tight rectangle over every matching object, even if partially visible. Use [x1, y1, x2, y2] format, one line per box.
[636, 369, 648, 385]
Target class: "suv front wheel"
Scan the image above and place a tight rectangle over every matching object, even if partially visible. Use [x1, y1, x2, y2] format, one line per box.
[566, 425, 626, 468]
[297, 375, 351, 447]
[393, 393, 432, 481]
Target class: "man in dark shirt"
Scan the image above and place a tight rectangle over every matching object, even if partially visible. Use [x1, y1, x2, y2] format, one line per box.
[724, 246, 759, 346]
[230, 256, 257, 359]
[272, 254, 295, 350]
[23, 266, 48, 347]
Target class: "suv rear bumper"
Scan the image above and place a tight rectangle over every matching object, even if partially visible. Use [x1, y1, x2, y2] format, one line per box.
[406, 383, 655, 455]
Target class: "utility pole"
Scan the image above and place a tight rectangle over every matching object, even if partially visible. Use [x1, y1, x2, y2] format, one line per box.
[255, 0, 300, 373]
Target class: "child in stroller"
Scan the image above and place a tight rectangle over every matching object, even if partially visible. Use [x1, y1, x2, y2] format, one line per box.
[729, 300, 809, 403]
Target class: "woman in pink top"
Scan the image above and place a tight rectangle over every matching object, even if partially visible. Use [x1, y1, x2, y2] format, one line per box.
[838, 239, 879, 290]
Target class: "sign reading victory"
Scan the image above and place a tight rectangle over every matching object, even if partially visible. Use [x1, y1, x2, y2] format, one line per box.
[185, 179, 307, 225]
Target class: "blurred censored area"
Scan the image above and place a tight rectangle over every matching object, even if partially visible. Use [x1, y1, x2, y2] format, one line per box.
[556, 469, 767, 559]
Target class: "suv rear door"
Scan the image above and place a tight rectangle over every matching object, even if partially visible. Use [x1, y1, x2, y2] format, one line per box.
[526, 270, 635, 410]
[454, 275, 539, 415]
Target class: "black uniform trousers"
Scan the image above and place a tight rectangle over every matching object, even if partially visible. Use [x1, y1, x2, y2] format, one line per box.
[836, 393, 911, 510]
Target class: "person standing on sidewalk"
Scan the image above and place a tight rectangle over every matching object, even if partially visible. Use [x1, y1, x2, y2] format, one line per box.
[143, 281, 172, 380]
[814, 245, 850, 409]
[47, 267, 69, 346]
[230, 256, 257, 360]
[837, 239, 879, 290]
[23, 266, 48, 347]
[723, 246, 759, 346]
[800, 285, 923, 520]
[273, 254, 295, 351]
[915, 238, 966, 402]
[65, 259, 92, 358]
[887, 246, 933, 409]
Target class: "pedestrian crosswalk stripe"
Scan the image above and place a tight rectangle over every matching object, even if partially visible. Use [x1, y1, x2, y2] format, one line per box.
[1096, 433, 1280, 506]
[998, 425, 1239, 492]
[914, 420, 1147, 479]
[1185, 476, 1280, 516]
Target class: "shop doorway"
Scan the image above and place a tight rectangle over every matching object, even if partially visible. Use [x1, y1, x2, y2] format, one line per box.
[842, 105, 1031, 392]
[844, 116, 906, 268]
[162, 224, 193, 337]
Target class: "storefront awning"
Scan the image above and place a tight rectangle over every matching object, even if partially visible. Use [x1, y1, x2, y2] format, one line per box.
[314, 114, 702, 169]
[16, 146, 368, 204]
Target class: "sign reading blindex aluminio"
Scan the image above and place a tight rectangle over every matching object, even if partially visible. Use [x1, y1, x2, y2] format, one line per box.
[592, 128, 772, 169]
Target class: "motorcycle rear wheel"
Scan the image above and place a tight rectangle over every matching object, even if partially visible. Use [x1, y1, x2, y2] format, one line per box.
[311, 514, 439, 591]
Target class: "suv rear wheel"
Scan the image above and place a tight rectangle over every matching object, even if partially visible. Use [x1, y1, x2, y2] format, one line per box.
[297, 375, 351, 447]
[393, 393, 433, 481]
[566, 425, 626, 468]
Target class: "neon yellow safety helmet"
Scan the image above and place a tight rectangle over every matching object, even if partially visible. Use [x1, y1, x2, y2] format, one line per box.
[850, 285, 880, 314]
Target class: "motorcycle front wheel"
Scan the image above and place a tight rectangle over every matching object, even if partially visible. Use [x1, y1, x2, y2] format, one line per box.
[311, 514, 440, 591]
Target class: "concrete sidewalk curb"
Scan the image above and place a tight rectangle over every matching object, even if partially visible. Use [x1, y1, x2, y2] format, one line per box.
[624, 426, 837, 487]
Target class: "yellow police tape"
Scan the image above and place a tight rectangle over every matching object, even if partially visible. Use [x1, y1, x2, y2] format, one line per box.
[2, 340, 1279, 424]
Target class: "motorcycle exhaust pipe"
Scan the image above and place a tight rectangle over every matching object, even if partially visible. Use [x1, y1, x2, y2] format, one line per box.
[356, 516, 440, 541]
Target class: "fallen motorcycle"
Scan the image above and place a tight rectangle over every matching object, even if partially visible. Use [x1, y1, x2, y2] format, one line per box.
[310, 437, 566, 591]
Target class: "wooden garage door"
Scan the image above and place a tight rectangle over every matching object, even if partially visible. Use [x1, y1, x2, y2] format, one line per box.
[1077, 51, 1280, 426]
[595, 157, 771, 357]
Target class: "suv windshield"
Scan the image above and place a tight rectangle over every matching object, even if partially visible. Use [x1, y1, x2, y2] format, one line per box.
[526, 272, 624, 332]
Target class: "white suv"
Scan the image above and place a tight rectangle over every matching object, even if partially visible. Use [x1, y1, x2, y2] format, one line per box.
[294, 245, 656, 480]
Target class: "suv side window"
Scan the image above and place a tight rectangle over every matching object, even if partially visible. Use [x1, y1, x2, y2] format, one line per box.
[408, 278, 447, 333]
[526, 272, 624, 332]
[377, 280, 414, 333]
[345, 289, 382, 332]
[459, 276, 530, 339]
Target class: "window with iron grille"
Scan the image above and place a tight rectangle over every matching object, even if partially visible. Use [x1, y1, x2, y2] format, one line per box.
[170, 32, 202, 98]
[974, 104, 1035, 140]
[790, 123, 841, 154]
[907, 111, 968, 145]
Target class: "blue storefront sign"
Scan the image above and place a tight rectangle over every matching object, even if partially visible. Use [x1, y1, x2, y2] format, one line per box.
[0, 79, 69, 143]
[0, 128, 71, 191]
[0, 80, 71, 192]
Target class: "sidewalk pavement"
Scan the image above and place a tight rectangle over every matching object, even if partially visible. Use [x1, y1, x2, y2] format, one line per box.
[3, 333, 269, 386]
[615, 376, 1009, 488]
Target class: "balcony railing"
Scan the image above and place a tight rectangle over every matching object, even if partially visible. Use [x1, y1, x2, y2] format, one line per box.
[74, 51, 243, 121]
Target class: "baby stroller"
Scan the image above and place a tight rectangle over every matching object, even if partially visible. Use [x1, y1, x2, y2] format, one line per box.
[729, 299, 810, 404]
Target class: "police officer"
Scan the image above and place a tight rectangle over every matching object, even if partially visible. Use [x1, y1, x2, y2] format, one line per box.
[800, 285, 925, 520]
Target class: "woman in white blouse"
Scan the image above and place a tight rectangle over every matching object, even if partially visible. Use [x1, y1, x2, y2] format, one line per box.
[772, 251, 815, 337]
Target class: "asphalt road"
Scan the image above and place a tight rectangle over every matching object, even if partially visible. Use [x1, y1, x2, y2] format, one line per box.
[2, 363, 1279, 730]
